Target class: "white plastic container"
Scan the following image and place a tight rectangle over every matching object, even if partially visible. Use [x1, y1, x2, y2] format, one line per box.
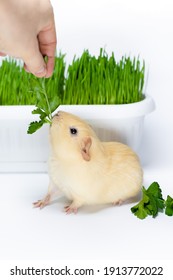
[59, 96, 155, 150]
[0, 106, 49, 173]
[0, 96, 155, 173]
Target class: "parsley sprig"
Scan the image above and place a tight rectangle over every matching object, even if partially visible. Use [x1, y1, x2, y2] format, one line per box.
[165, 195, 173, 216]
[27, 78, 60, 134]
[131, 182, 173, 219]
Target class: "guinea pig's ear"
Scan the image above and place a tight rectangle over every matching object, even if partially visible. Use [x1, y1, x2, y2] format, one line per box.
[81, 137, 92, 161]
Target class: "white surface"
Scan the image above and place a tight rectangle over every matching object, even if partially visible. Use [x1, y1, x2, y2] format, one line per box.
[0, 0, 173, 261]
[0, 166, 173, 260]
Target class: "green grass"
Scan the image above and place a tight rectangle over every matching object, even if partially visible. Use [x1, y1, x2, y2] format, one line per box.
[0, 49, 145, 106]
[0, 54, 65, 105]
[63, 49, 145, 104]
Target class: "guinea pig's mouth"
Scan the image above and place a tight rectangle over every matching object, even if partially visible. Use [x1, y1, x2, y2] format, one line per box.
[52, 111, 63, 124]
[52, 111, 60, 118]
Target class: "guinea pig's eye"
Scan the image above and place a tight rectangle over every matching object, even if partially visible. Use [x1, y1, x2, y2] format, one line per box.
[69, 127, 78, 136]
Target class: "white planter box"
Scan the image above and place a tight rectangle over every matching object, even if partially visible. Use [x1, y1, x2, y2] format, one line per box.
[0, 96, 155, 173]
[0, 106, 50, 173]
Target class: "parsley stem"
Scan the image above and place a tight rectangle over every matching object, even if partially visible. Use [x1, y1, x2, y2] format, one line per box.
[41, 78, 52, 121]
[44, 118, 52, 125]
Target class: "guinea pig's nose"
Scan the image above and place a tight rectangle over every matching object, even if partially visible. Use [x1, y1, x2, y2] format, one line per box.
[53, 111, 60, 118]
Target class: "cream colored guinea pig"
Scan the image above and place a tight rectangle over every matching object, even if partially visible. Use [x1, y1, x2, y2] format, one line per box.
[33, 111, 143, 213]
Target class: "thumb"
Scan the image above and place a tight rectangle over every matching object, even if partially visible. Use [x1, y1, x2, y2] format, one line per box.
[23, 42, 47, 77]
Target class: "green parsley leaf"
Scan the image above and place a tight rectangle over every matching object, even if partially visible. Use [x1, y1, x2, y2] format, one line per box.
[165, 195, 173, 216]
[147, 182, 163, 200]
[49, 95, 61, 113]
[31, 108, 47, 120]
[27, 121, 44, 134]
[144, 182, 165, 217]
[27, 77, 60, 134]
[131, 182, 165, 219]
[131, 189, 150, 219]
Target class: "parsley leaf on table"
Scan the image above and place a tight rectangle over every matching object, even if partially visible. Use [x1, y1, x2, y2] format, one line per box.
[131, 188, 150, 219]
[165, 195, 173, 216]
[144, 182, 165, 217]
[131, 182, 165, 219]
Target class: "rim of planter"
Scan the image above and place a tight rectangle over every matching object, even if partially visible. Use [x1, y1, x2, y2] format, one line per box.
[0, 95, 155, 120]
[58, 95, 155, 119]
[0, 105, 37, 120]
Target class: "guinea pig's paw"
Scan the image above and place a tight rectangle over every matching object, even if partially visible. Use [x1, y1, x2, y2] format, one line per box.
[33, 194, 51, 209]
[64, 200, 83, 214]
[64, 206, 78, 214]
[64, 198, 84, 214]
[64, 205, 78, 214]
[112, 199, 123, 206]
[33, 200, 44, 209]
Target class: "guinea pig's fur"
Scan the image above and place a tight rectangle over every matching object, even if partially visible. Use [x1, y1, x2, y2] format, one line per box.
[33, 111, 143, 213]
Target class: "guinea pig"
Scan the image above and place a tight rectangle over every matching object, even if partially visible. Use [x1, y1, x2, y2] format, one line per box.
[33, 111, 143, 213]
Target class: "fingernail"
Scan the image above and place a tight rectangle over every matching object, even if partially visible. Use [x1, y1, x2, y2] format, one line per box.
[0, 51, 7, 56]
[35, 66, 46, 75]
[25, 67, 30, 73]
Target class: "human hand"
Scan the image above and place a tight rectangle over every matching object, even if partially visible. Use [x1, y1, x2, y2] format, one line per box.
[0, 0, 57, 78]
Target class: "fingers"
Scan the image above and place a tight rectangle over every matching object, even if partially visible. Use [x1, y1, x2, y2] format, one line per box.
[0, 0, 57, 78]
[0, 52, 6, 56]
[24, 55, 54, 78]
[45, 55, 55, 78]
[23, 24, 56, 78]
[23, 42, 47, 78]
[24, 63, 46, 77]
[38, 23, 57, 78]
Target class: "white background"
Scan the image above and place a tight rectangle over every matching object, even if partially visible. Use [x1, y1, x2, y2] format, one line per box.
[0, 0, 173, 261]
